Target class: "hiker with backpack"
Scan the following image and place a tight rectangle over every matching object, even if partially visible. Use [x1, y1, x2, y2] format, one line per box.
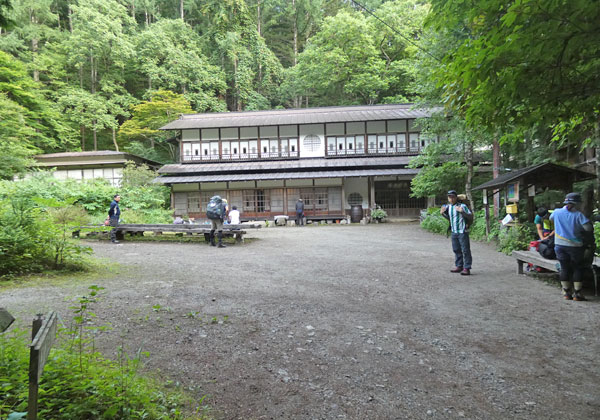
[206, 195, 228, 248]
[550, 192, 594, 301]
[441, 190, 473, 275]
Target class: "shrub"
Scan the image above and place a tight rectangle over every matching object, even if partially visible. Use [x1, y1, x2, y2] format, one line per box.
[497, 224, 535, 255]
[0, 286, 206, 419]
[370, 208, 388, 220]
[420, 209, 449, 235]
[469, 209, 501, 241]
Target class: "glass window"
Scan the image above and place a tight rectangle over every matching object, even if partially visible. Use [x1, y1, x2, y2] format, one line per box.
[378, 135, 387, 153]
[202, 143, 210, 156]
[220, 127, 238, 140]
[303, 135, 321, 152]
[260, 126, 277, 138]
[222, 141, 230, 155]
[289, 138, 297, 153]
[388, 135, 396, 150]
[397, 134, 406, 151]
[356, 135, 365, 153]
[346, 122, 365, 135]
[387, 120, 407, 132]
[250, 140, 258, 154]
[337, 136, 345, 152]
[240, 127, 258, 139]
[182, 129, 200, 141]
[408, 119, 419, 132]
[270, 139, 279, 153]
[368, 135, 377, 151]
[367, 121, 385, 133]
[201, 128, 219, 140]
[183, 143, 192, 156]
[280, 125, 298, 137]
[410, 133, 420, 151]
[327, 136, 336, 152]
[326, 123, 344, 136]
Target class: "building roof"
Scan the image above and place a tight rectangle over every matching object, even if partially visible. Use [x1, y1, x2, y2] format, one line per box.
[158, 156, 412, 175]
[154, 168, 419, 184]
[160, 104, 435, 130]
[34, 150, 162, 168]
[473, 162, 595, 191]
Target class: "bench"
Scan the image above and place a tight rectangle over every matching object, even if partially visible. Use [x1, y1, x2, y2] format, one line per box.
[512, 250, 598, 296]
[79, 223, 260, 244]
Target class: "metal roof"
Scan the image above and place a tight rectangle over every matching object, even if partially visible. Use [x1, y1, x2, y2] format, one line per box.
[154, 168, 420, 184]
[159, 156, 412, 174]
[160, 104, 435, 130]
[473, 162, 594, 191]
[34, 150, 163, 167]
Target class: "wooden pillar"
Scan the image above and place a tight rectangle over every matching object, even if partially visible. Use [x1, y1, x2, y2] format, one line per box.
[369, 177, 375, 209]
[341, 177, 346, 215]
[493, 136, 501, 218]
[483, 189, 490, 237]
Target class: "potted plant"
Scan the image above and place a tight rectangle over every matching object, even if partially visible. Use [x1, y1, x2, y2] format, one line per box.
[370, 207, 388, 223]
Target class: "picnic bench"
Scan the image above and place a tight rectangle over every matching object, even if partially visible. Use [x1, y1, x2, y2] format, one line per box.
[512, 250, 598, 296]
[80, 223, 261, 244]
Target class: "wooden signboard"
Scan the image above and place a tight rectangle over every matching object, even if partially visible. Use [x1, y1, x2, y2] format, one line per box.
[28, 311, 58, 420]
[0, 308, 15, 332]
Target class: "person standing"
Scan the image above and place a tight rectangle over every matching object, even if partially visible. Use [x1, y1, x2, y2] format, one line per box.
[108, 194, 121, 244]
[207, 196, 228, 248]
[441, 190, 473, 275]
[550, 193, 593, 301]
[295, 198, 305, 226]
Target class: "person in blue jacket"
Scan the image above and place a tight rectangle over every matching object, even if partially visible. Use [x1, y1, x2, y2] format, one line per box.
[108, 194, 121, 243]
[550, 192, 594, 301]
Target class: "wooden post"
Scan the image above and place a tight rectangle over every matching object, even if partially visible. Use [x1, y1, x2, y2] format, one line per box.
[28, 312, 58, 420]
[0, 308, 15, 332]
[483, 189, 490, 238]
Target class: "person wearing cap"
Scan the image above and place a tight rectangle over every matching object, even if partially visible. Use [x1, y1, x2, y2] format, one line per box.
[550, 192, 593, 301]
[295, 198, 305, 226]
[534, 207, 554, 240]
[441, 190, 473, 275]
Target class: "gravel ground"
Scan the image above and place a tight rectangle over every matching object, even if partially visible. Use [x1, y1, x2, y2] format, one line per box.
[2, 223, 600, 420]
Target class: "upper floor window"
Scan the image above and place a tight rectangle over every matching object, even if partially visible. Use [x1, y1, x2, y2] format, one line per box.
[303, 135, 321, 152]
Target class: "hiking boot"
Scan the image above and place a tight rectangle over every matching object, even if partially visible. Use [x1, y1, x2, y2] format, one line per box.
[450, 267, 463, 273]
[111, 240, 120, 244]
[217, 232, 227, 248]
[209, 232, 216, 246]
[573, 291, 587, 301]
[562, 289, 572, 300]
[460, 268, 471, 276]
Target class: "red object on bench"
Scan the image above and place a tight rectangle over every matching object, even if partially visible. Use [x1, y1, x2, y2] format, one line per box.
[529, 241, 540, 252]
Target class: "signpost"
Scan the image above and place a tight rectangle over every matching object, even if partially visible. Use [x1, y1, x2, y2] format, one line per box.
[28, 312, 58, 420]
[0, 307, 15, 332]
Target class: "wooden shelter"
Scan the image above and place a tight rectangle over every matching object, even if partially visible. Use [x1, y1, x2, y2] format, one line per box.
[473, 162, 595, 235]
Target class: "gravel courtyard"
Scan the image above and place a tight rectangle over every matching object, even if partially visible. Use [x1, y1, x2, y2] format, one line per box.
[2, 223, 599, 419]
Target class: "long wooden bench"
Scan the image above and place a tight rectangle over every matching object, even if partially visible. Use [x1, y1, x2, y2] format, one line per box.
[512, 250, 598, 296]
[80, 223, 260, 244]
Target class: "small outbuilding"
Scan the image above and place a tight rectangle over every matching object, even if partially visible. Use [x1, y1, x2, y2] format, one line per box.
[32, 151, 162, 186]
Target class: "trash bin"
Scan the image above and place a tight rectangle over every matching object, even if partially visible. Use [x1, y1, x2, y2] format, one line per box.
[351, 205, 363, 223]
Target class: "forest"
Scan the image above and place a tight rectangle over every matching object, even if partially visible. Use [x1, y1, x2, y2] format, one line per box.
[0, 0, 599, 200]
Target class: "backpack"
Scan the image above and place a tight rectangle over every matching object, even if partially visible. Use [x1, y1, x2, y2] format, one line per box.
[206, 195, 225, 220]
[538, 236, 556, 260]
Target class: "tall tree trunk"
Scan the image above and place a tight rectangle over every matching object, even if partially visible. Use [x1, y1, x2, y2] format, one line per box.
[131, 0, 135, 18]
[112, 126, 119, 152]
[68, 4, 73, 33]
[492, 134, 501, 218]
[257, 0, 261, 36]
[465, 139, 474, 207]
[81, 126, 85, 151]
[292, 0, 300, 108]
[180, 0, 184, 20]
[90, 55, 95, 93]
[93, 121, 97, 151]
[234, 58, 241, 111]
[30, 12, 39, 82]
[145, 9, 149, 26]
[595, 120, 600, 209]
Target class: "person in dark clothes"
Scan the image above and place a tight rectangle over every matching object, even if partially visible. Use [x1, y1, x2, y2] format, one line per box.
[108, 194, 121, 244]
[295, 198, 305, 226]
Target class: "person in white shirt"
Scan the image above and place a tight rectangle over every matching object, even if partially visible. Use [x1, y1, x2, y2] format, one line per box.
[228, 206, 240, 225]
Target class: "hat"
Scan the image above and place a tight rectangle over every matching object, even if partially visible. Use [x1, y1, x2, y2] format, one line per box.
[447, 190, 457, 197]
[564, 192, 582, 205]
[536, 207, 548, 217]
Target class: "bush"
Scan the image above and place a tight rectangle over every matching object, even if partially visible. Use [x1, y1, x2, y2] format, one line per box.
[0, 286, 206, 419]
[497, 224, 535, 255]
[469, 209, 501, 241]
[420, 209, 449, 235]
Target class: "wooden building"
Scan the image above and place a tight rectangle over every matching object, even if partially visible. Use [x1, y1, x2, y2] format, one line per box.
[33, 151, 161, 187]
[156, 104, 434, 220]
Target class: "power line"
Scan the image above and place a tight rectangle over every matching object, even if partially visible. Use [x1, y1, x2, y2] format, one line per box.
[350, 0, 442, 62]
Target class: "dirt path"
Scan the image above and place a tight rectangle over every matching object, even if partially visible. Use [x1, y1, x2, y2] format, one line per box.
[2, 223, 599, 419]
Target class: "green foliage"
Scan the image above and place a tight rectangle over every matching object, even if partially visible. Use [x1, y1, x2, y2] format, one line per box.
[119, 90, 194, 163]
[469, 209, 501, 242]
[420, 209, 449, 235]
[410, 161, 466, 199]
[370, 208, 388, 220]
[497, 224, 535, 255]
[0, 286, 205, 419]
[0, 195, 91, 277]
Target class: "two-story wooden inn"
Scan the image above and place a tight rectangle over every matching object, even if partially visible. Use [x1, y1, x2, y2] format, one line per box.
[156, 104, 434, 221]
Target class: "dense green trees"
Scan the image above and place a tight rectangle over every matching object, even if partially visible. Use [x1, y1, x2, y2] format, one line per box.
[1, 0, 430, 173]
